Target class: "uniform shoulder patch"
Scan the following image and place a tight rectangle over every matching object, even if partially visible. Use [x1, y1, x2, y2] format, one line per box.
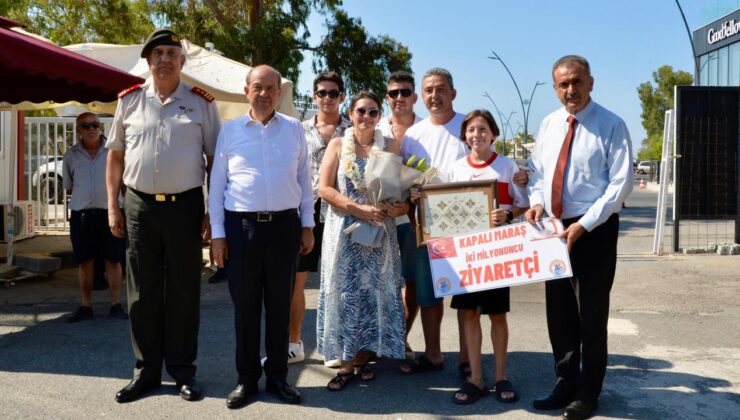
[117, 84, 142, 99]
[191, 86, 215, 102]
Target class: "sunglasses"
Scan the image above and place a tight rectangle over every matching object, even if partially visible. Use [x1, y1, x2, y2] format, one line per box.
[79, 122, 100, 129]
[354, 107, 380, 118]
[387, 88, 413, 99]
[315, 89, 342, 99]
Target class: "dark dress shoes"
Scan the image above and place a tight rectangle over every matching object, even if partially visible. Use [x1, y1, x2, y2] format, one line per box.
[226, 383, 259, 409]
[563, 400, 597, 419]
[177, 378, 203, 401]
[115, 379, 161, 403]
[533, 380, 576, 410]
[266, 380, 301, 404]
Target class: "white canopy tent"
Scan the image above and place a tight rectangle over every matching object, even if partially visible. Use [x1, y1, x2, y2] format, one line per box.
[63, 40, 297, 119]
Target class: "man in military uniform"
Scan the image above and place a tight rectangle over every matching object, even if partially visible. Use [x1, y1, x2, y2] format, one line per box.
[106, 29, 221, 404]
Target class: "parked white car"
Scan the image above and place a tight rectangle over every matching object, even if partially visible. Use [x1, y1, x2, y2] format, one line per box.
[636, 161, 652, 175]
[31, 157, 65, 204]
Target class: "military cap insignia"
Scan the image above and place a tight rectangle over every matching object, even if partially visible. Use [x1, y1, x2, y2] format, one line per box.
[118, 84, 142, 98]
[191, 86, 215, 102]
[171, 35, 179, 42]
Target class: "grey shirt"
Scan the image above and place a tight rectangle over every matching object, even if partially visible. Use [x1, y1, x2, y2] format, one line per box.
[107, 81, 222, 194]
[62, 142, 109, 211]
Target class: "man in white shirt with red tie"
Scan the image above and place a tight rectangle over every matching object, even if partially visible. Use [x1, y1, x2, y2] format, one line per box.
[526, 55, 633, 420]
[209, 65, 314, 409]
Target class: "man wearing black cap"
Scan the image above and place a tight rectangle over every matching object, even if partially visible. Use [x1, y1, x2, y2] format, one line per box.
[107, 29, 222, 403]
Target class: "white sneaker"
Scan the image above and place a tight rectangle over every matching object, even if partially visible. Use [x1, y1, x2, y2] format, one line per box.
[260, 356, 267, 367]
[288, 341, 305, 364]
[324, 358, 340, 368]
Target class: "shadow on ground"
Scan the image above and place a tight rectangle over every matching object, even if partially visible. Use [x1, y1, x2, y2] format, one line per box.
[0, 287, 736, 418]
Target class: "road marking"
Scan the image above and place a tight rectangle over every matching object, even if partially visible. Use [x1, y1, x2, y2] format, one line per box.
[608, 318, 639, 335]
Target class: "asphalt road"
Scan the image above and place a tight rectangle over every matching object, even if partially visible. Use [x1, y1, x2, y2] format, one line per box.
[0, 183, 738, 419]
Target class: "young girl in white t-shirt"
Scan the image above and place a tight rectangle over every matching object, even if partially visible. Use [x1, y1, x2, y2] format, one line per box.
[448, 109, 529, 405]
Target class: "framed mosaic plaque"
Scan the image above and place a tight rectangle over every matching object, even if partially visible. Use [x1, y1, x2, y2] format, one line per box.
[416, 180, 498, 246]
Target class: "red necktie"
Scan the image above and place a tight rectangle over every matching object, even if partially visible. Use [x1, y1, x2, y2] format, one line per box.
[551, 116, 576, 218]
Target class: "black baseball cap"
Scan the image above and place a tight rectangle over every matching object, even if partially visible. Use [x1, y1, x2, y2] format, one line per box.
[141, 29, 182, 58]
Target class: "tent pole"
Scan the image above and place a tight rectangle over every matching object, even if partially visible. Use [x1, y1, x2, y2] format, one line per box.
[5, 106, 18, 265]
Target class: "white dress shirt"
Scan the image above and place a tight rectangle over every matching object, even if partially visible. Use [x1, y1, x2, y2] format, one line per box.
[528, 100, 634, 231]
[209, 111, 314, 239]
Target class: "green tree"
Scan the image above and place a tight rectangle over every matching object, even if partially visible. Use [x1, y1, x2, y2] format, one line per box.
[636, 65, 693, 160]
[1, 0, 154, 44]
[314, 10, 412, 95]
[150, 0, 340, 86]
[2, 1, 412, 95]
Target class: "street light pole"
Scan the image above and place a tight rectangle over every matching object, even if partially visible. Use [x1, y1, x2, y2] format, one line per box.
[501, 111, 516, 156]
[482, 92, 516, 156]
[673, 0, 699, 84]
[488, 50, 545, 155]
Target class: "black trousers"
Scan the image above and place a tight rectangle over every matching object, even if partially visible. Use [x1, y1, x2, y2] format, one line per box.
[125, 188, 204, 383]
[545, 213, 619, 402]
[225, 210, 301, 385]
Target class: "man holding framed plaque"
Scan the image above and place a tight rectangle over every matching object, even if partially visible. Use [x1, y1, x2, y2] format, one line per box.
[399, 68, 469, 373]
[526, 55, 633, 420]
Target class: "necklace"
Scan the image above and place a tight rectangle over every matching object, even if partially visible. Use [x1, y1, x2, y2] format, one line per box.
[354, 139, 374, 149]
[341, 127, 384, 190]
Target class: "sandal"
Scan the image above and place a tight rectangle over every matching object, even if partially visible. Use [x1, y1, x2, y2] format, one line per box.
[452, 381, 489, 405]
[493, 379, 519, 403]
[400, 355, 444, 374]
[458, 362, 472, 379]
[355, 364, 376, 381]
[327, 371, 355, 391]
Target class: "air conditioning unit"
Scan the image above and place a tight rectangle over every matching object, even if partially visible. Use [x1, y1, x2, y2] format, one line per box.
[1, 201, 35, 242]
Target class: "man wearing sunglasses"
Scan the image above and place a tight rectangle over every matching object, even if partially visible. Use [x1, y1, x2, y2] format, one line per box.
[378, 71, 422, 361]
[63, 113, 127, 323]
[379, 71, 421, 145]
[284, 71, 351, 368]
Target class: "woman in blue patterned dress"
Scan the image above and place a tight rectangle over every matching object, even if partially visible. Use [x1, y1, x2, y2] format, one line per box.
[317, 91, 408, 391]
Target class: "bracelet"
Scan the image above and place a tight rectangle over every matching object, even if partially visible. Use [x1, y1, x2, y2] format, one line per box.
[505, 210, 513, 222]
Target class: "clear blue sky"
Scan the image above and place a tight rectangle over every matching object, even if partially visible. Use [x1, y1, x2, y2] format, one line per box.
[296, 0, 740, 155]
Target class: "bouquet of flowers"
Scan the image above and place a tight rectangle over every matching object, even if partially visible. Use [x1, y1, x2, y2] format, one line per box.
[344, 143, 437, 247]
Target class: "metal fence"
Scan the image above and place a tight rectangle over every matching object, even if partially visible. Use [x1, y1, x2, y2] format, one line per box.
[671, 86, 739, 252]
[23, 117, 113, 231]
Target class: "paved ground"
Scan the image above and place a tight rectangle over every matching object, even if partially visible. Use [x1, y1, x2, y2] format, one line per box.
[1, 181, 739, 419]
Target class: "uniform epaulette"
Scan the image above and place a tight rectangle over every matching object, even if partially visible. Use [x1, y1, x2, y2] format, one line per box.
[191, 86, 215, 102]
[118, 84, 142, 99]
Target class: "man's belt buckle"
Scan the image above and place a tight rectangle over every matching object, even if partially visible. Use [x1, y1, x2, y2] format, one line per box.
[154, 194, 176, 202]
[256, 212, 272, 222]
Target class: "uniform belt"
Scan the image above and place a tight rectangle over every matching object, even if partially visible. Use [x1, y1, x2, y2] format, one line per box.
[73, 208, 107, 216]
[130, 187, 200, 202]
[227, 209, 297, 222]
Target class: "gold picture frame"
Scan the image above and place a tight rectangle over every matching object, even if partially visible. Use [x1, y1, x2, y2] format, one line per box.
[416, 180, 498, 246]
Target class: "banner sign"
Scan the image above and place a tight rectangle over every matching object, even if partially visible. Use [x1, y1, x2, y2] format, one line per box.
[427, 217, 573, 297]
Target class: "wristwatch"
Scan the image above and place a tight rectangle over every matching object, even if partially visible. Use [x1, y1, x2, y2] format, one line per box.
[505, 210, 514, 222]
